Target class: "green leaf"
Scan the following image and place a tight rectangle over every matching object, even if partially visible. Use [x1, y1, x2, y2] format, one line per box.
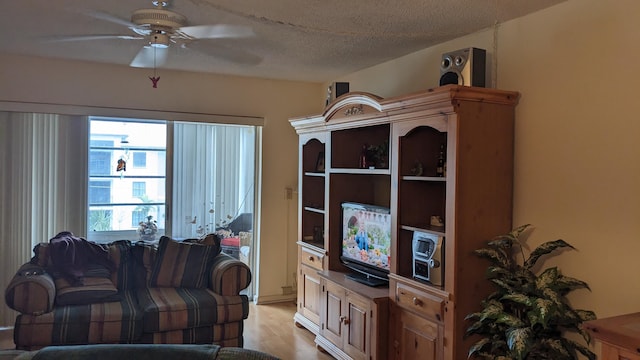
[576, 309, 597, 322]
[507, 224, 532, 241]
[502, 293, 533, 307]
[539, 338, 572, 358]
[572, 339, 597, 360]
[468, 338, 492, 358]
[524, 239, 575, 269]
[496, 313, 525, 328]
[506, 327, 531, 360]
[541, 287, 566, 311]
[486, 266, 512, 280]
[536, 267, 559, 290]
[554, 275, 591, 293]
[528, 298, 556, 328]
[475, 248, 510, 268]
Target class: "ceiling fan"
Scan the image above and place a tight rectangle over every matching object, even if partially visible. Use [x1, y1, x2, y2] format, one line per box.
[53, 0, 257, 68]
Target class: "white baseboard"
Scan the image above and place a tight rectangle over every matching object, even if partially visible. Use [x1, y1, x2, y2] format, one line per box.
[253, 293, 296, 305]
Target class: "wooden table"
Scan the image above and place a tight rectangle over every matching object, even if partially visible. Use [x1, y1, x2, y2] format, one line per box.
[585, 312, 640, 360]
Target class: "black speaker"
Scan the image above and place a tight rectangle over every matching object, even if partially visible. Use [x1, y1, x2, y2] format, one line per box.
[326, 82, 350, 106]
[439, 47, 486, 87]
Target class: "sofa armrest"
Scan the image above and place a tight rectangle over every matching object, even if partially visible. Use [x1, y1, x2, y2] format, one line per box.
[5, 263, 55, 315]
[209, 252, 251, 296]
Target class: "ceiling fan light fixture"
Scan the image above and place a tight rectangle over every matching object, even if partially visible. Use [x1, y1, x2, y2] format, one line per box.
[150, 33, 170, 48]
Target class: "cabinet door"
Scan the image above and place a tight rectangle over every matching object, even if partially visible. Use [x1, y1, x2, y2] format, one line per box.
[298, 265, 321, 326]
[343, 291, 370, 360]
[321, 280, 345, 347]
[601, 343, 640, 360]
[398, 309, 442, 360]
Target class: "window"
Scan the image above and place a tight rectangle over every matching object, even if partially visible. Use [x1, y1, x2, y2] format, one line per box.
[87, 117, 257, 245]
[132, 182, 146, 197]
[132, 152, 147, 168]
[87, 118, 166, 241]
[89, 140, 113, 176]
[89, 180, 111, 204]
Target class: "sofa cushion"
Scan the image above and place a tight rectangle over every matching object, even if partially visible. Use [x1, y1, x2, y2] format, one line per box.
[13, 290, 143, 349]
[55, 277, 121, 306]
[140, 323, 245, 347]
[150, 236, 220, 289]
[136, 287, 249, 333]
[106, 240, 137, 291]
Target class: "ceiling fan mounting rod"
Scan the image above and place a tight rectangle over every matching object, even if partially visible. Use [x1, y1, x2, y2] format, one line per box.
[152, 1, 169, 8]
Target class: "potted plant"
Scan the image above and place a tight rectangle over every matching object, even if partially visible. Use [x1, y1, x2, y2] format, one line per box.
[465, 224, 596, 360]
[137, 215, 158, 241]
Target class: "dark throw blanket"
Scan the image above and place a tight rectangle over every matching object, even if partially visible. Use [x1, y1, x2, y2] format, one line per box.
[48, 231, 115, 286]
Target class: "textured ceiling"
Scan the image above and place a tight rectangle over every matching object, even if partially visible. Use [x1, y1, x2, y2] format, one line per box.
[0, 0, 565, 82]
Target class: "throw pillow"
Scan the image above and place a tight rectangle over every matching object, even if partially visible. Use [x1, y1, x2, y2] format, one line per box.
[150, 236, 221, 288]
[55, 277, 121, 305]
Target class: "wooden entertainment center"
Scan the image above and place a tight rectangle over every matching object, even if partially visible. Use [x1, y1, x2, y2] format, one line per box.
[290, 85, 519, 360]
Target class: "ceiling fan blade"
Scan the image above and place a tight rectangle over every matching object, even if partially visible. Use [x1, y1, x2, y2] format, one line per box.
[46, 35, 143, 42]
[83, 9, 137, 28]
[179, 25, 255, 39]
[130, 46, 169, 68]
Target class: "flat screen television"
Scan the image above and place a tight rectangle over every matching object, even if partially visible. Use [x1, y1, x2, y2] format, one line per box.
[340, 202, 391, 287]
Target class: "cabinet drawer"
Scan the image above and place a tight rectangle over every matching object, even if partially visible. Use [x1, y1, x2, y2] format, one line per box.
[396, 283, 444, 322]
[301, 247, 324, 271]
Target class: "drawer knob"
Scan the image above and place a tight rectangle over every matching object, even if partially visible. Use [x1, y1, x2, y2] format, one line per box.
[308, 256, 314, 261]
[412, 297, 423, 306]
[340, 315, 350, 325]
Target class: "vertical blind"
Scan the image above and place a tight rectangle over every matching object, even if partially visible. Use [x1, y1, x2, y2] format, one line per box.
[0, 112, 88, 326]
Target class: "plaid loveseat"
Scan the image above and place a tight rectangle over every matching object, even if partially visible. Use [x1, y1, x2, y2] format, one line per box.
[4, 235, 251, 351]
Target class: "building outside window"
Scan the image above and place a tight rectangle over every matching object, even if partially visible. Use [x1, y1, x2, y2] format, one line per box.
[87, 118, 166, 242]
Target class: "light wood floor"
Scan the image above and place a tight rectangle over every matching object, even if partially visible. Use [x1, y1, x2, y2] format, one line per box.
[244, 301, 333, 360]
[0, 302, 332, 360]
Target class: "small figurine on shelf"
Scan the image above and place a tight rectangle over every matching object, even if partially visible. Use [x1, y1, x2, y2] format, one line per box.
[411, 161, 424, 176]
[359, 144, 369, 169]
[436, 144, 446, 177]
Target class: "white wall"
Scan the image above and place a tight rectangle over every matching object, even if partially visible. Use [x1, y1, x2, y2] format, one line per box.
[0, 53, 324, 306]
[335, 0, 640, 353]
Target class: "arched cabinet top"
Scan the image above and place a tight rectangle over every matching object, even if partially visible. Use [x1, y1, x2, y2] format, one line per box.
[290, 84, 520, 134]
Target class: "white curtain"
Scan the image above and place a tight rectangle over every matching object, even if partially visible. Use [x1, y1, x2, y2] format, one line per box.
[0, 112, 88, 327]
[171, 123, 255, 238]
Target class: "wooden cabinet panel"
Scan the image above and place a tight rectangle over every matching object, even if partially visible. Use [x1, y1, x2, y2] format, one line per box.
[316, 272, 388, 360]
[300, 266, 321, 324]
[395, 282, 444, 322]
[399, 309, 441, 360]
[295, 244, 325, 333]
[322, 280, 344, 347]
[301, 247, 324, 270]
[344, 292, 369, 360]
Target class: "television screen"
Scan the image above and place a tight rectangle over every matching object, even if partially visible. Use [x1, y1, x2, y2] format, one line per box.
[341, 202, 391, 281]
